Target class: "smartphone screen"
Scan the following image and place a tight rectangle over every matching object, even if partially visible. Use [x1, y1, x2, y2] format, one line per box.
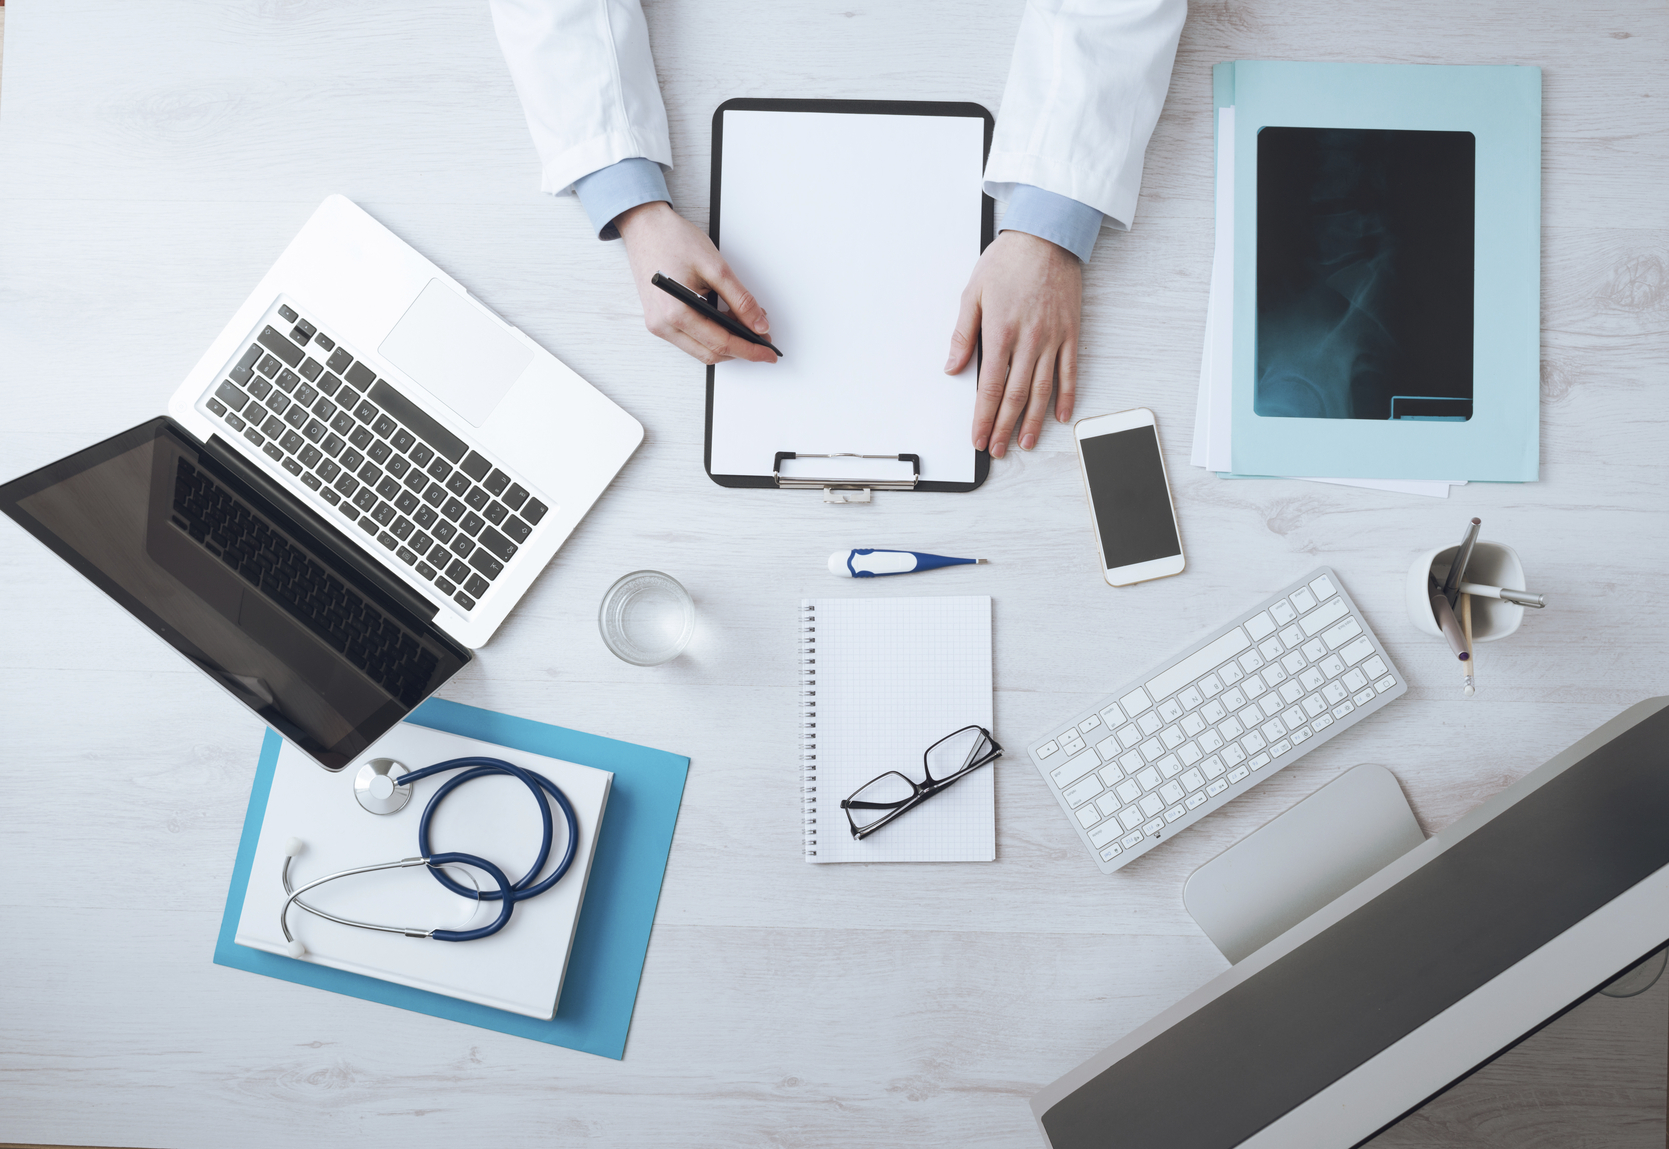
[1080, 425, 1182, 571]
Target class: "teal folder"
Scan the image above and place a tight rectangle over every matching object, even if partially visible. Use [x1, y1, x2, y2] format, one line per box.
[214, 698, 689, 1059]
[1218, 61, 1541, 482]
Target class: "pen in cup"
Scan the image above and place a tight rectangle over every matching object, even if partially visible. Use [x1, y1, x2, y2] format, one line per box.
[1429, 576, 1471, 663]
[1440, 517, 1482, 607]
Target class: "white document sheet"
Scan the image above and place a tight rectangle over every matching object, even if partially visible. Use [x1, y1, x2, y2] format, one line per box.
[709, 110, 985, 484]
[1193, 109, 1461, 498]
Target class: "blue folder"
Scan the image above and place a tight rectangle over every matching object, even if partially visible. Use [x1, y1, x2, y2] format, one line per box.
[1218, 60, 1541, 482]
[214, 698, 689, 1060]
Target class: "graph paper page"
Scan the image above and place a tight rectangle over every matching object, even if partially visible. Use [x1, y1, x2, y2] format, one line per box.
[804, 596, 993, 863]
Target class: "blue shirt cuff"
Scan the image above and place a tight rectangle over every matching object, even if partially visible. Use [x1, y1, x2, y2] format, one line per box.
[572, 157, 671, 240]
[999, 184, 1104, 263]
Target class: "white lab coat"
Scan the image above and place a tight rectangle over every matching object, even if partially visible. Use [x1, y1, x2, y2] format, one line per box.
[489, 0, 1184, 230]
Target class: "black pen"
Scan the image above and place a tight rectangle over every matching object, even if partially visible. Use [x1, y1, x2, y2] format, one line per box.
[651, 272, 783, 357]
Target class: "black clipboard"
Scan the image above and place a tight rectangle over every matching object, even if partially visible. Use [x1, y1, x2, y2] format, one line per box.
[703, 98, 995, 493]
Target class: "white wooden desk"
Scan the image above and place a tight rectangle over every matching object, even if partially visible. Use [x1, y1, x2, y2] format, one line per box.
[1, 2, 1665, 1146]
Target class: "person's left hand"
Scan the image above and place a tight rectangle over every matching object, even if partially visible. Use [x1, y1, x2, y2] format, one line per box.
[945, 230, 1083, 458]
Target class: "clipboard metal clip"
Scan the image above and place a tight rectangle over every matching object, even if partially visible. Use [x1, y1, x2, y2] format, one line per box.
[773, 452, 920, 503]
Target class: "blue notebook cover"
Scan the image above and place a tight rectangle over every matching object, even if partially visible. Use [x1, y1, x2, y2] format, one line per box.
[1219, 61, 1541, 482]
[214, 698, 689, 1060]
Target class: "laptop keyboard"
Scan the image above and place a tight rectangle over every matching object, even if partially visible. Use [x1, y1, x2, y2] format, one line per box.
[198, 301, 550, 614]
[170, 457, 440, 707]
[1027, 568, 1407, 873]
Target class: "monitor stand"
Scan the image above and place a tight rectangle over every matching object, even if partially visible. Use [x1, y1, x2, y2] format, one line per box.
[1183, 764, 1426, 964]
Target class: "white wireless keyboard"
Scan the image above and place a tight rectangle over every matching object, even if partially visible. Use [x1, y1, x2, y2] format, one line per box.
[1028, 568, 1406, 873]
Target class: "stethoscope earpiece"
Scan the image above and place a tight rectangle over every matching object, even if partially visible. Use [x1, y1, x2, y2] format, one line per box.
[279, 756, 577, 957]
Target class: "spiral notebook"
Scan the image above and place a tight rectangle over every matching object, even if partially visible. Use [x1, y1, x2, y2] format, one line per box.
[800, 595, 994, 863]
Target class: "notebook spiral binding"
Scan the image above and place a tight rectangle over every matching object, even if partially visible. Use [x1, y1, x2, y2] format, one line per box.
[800, 605, 817, 857]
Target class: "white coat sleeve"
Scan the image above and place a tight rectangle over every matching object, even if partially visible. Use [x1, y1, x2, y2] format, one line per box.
[488, 0, 673, 196]
[984, 0, 1186, 231]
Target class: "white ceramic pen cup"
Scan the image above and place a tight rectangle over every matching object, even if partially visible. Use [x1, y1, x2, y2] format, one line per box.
[1403, 540, 1525, 642]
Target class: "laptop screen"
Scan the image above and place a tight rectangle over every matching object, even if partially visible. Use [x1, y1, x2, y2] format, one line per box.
[1, 419, 470, 769]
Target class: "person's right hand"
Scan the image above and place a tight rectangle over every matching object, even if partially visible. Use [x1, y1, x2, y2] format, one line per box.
[615, 200, 777, 365]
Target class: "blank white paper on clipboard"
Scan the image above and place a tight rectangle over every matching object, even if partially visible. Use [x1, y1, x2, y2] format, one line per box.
[708, 106, 988, 486]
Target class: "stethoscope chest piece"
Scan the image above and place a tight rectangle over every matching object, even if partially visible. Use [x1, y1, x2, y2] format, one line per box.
[354, 757, 413, 815]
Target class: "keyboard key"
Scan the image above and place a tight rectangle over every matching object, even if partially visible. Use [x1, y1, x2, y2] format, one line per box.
[1137, 712, 1163, 737]
[459, 451, 491, 481]
[258, 325, 303, 367]
[1322, 617, 1363, 650]
[318, 372, 343, 396]
[1138, 794, 1163, 818]
[375, 531, 397, 551]
[483, 499, 508, 525]
[522, 498, 548, 525]
[353, 487, 377, 512]
[299, 444, 323, 468]
[225, 414, 246, 432]
[409, 443, 433, 467]
[449, 535, 473, 560]
[1244, 611, 1275, 640]
[410, 531, 434, 554]
[433, 521, 456, 544]
[1240, 730, 1266, 754]
[1341, 637, 1374, 666]
[404, 469, 427, 493]
[207, 397, 228, 416]
[1376, 675, 1397, 693]
[284, 405, 309, 430]
[453, 591, 477, 611]
[312, 396, 337, 421]
[314, 333, 335, 352]
[503, 482, 529, 510]
[416, 561, 437, 580]
[477, 467, 508, 496]
[1279, 627, 1303, 651]
[320, 488, 341, 506]
[1164, 805, 1185, 823]
[1261, 718, 1286, 741]
[395, 491, 419, 515]
[317, 459, 340, 481]
[427, 543, 451, 566]
[341, 361, 374, 391]
[1159, 779, 1184, 805]
[280, 430, 305, 453]
[1258, 637, 1284, 662]
[391, 428, 415, 453]
[334, 473, 359, 497]
[1156, 754, 1182, 779]
[391, 517, 414, 540]
[1313, 712, 1335, 732]
[1089, 821, 1123, 848]
[1228, 765, 1251, 783]
[326, 347, 353, 374]
[1290, 587, 1317, 613]
[477, 526, 518, 562]
[1206, 779, 1228, 797]
[1121, 830, 1145, 849]
[464, 485, 489, 511]
[299, 356, 322, 381]
[1160, 725, 1185, 751]
[1186, 792, 1208, 810]
[1200, 699, 1226, 724]
[1319, 654, 1346, 678]
[1178, 741, 1203, 766]
[1060, 730, 1086, 756]
[1198, 729, 1223, 753]
[262, 442, 284, 463]
[276, 368, 300, 393]
[446, 472, 472, 498]
[1219, 660, 1243, 685]
[368, 440, 392, 465]
[1062, 774, 1103, 809]
[215, 380, 250, 410]
[1301, 597, 1349, 636]
[469, 549, 504, 581]
[1078, 804, 1104, 829]
[281, 457, 303, 476]
[440, 558, 468, 583]
[292, 317, 316, 342]
[1310, 574, 1337, 600]
[1342, 668, 1368, 692]
[230, 345, 263, 384]
[1270, 738, 1292, 757]
[1270, 599, 1297, 626]
[372, 414, 397, 439]
[460, 511, 485, 536]
[424, 482, 448, 506]
[371, 502, 395, 526]
[1278, 678, 1304, 703]
[1239, 650, 1263, 674]
[396, 545, 418, 565]
[427, 457, 453, 482]
[1354, 688, 1375, 706]
[1050, 753, 1096, 789]
[465, 573, 490, 597]
[414, 505, 438, 528]
[1302, 694, 1327, 718]
[1364, 655, 1388, 679]
[376, 476, 401, 500]
[1037, 740, 1060, 759]
[359, 462, 383, 485]
[303, 419, 327, 443]
[1248, 752, 1271, 770]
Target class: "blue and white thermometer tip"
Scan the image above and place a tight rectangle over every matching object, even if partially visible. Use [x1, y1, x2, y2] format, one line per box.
[829, 549, 986, 578]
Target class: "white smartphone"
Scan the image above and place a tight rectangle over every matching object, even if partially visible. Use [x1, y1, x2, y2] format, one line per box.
[1073, 408, 1186, 587]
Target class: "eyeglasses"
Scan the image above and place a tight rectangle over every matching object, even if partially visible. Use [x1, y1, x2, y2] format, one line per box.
[840, 725, 1003, 841]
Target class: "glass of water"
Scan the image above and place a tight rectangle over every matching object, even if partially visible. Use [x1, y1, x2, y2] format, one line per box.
[598, 571, 696, 665]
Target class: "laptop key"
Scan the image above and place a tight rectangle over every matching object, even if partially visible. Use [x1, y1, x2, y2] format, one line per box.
[216, 381, 249, 410]
[303, 419, 326, 442]
[244, 428, 265, 448]
[358, 516, 377, 536]
[446, 471, 471, 496]
[503, 483, 528, 510]
[226, 413, 246, 432]
[463, 486, 488, 510]
[358, 462, 382, 485]
[262, 416, 286, 438]
[345, 362, 376, 391]
[348, 427, 373, 450]
[423, 482, 446, 506]
[284, 406, 307, 430]
[435, 577, 456, 595]
[376, 531, 397, 551]
[392, 428, 415, 453]
[320, 487, 341, 506]
[231, 345, 262, 384]
[433, 545, 455, 568]
[314, 333, 335, 352]
[483, 500, 507, 525]
[292, 318, 316, 342]
[373, 415, 397, 439]
[427, 457, 452, 481]
[301, 472, 321, 491]
[207, 397, 228, 417]
[376, 476, 401, 500]
[454, 592, 476, 611]
[414, 506, 437, 528]
[275, 368, 300, 393]
[263, 443, 285, 463]
[266, 392, 290, 416]
[441, 498, 465, 521]
[432, 520, 456, 543]
[353, 487, 377, 511]
[354, 400, 378, 423]
[390, 517, 414, 541]
[403, 469, 426, 494]
[478, 526, 517, 562]
[502, 515, 531, 543]
[371, 502, 395, 526]
[278, 304, 299, 323]
[295, 383, 318, 407]
[465, 572, 492, 595]
[460, 511, 485, 536]
[330, 412, 355, 436]
[387, 455, 409, 478]
[334, 474, 359, 497]
[281, 431, 305, 453]
[396, 546, 417, 565]
[326, 347, 353, 374]
[446, 559, 471, 582]
[460, 451, 491, 481]
[257, 354, 281, 378]
[317, 372, 343, 396]
[337, 386, 361, 410]
[411, 532, 434, 554]
[449, 536, 473, 559]
[340, 448, 364, 471]
[247, 376, 272, 400]
[409, 443, 433, 467]
[299, 357, 322, 381]
[484, 468, 510, 496]
[395, 490, 419, 514]
[416, 561, 436, 580]
[522, 498, 548, 525]
[468, 552, 502, 582]
[317, 459, 340, 481]
[299, 445, 323, 468]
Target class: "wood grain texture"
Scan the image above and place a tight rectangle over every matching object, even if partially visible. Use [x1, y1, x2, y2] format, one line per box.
[0, 1, 1665, 1147]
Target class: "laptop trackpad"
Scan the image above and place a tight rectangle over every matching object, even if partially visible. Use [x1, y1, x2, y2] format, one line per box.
[379, 279, 533, 427]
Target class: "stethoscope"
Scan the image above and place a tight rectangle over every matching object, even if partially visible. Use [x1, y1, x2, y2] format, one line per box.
[279, 755, 577, 958]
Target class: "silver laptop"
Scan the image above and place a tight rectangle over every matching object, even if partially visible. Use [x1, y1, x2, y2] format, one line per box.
[166, 194, 643, 648]
[1, 196, 640, 769]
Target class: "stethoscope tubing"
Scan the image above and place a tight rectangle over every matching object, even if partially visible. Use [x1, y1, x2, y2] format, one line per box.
[280, 756, 577, 947]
